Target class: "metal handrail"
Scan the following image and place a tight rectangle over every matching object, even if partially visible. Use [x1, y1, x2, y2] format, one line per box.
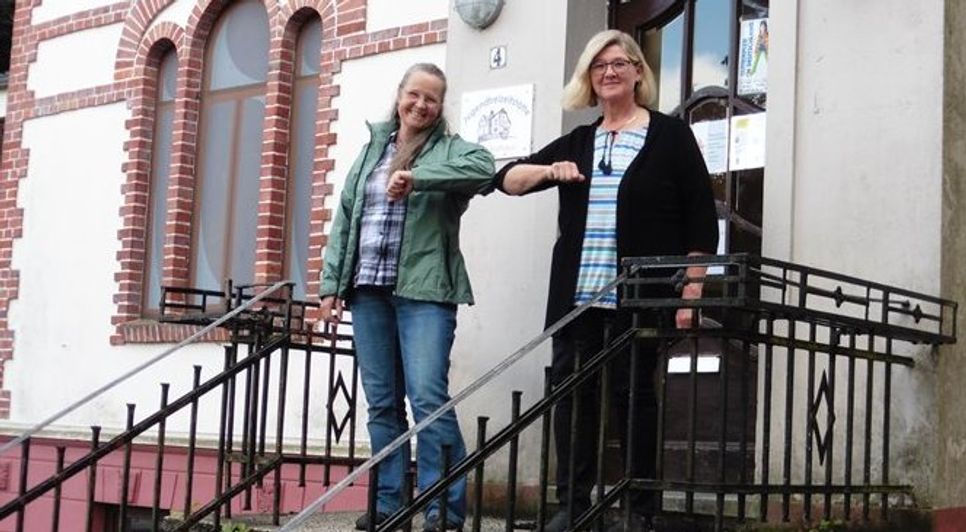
[0, 280, 292, 457]
[278, 266, 642, 530]
[282, 253, 958, 530]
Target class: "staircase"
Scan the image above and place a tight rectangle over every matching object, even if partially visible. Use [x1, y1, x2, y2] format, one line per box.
[0, 255, 956, 532]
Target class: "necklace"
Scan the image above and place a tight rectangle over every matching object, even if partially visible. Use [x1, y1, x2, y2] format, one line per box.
[598, 109, 641, 175]
[602, 108, 640, 132]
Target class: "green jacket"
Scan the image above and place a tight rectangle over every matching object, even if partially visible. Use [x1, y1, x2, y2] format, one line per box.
[319, 121, 495, 305]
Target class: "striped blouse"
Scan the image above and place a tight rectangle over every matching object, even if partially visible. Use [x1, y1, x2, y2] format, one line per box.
[573, 126, 648, 308]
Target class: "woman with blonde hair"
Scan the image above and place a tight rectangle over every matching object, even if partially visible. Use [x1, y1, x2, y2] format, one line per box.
[496, 30, 718, 531]
[320, 62, 495, 531]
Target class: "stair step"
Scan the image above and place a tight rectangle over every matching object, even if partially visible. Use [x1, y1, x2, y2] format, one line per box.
[165, 512, 511, 531]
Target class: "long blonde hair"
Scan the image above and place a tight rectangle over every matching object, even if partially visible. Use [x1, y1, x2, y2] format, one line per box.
[562, 30, 657, 110]
[389, 63, 448, 176]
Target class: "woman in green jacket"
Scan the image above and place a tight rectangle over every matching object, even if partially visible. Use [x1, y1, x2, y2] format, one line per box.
[318, 63, 494, 531]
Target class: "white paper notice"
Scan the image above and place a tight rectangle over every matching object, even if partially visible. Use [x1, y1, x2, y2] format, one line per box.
[459, 85, 534, 160]
[691, 119, 729, 175]
[729, 113, 766, 171]
[709, 218, 728, 275]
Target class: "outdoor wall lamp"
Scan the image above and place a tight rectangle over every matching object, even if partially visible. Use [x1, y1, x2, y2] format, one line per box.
[454, 0, 505, 30]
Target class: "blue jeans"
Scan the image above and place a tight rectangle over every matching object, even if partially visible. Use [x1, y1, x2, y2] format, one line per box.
[350, 287, 467, 523]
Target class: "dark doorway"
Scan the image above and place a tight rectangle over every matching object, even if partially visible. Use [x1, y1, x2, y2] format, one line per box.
[609, 0, 769, 492]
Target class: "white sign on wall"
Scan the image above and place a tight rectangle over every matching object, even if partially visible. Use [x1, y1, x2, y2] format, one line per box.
[459, 84, 534, 160]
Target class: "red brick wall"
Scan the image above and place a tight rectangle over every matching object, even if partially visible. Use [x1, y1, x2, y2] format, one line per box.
[0, 0, 447, 417]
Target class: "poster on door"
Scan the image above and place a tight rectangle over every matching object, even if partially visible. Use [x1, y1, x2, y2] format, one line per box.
[738, 18, 768, 95]
[690, 119, 729, 175]
[729, 112, 767, 171]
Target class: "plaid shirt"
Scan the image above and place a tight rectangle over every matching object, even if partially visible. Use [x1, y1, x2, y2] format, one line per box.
[354, 135, 407, 287]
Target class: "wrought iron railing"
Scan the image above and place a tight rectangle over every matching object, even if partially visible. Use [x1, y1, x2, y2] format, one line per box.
[0, 255, 954, 532]
[279, 254, 955, 532]
[0, 281, 365, 531]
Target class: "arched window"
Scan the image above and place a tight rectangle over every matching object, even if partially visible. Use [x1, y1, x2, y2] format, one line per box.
[285, 16, 322, 301]
[192, 0, 270, 290]
[143, 48, 178, 314]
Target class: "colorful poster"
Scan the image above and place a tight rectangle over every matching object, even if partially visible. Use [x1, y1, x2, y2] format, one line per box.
[738, 18, 768, 95]
[690, 119, 729, 175]
[459, 84, 534, 159]
[729, 112, 767, 171]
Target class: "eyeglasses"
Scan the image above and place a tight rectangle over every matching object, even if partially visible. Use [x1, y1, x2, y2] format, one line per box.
[590, 59, 638, 75]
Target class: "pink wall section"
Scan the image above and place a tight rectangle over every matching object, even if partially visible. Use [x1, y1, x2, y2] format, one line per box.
[0, 437, 368, 531]
[934, 507, 966, 532]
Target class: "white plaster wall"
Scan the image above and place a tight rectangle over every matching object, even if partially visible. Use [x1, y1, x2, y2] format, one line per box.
[366, 0, 448, 33]
[762, 0, 944, 498]
[28, 23, 125, 99]
[31, 0, 123, 25]
[0, 89, 7, 118]
[444, 0, 581, 484]
[329, 43, 446, 213]
[774, 0, 943, 291]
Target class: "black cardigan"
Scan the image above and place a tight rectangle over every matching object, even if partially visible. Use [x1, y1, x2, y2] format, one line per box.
[495, 110, 719, 329]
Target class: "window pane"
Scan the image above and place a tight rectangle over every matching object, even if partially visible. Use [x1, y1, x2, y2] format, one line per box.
[144, 103, 174, 312]
[159, 51, 177, 103]
[741, 0, 769, 19]
[286, 81, 319, 300]
[195, 101, 236, 290]
[208, 0, 269, 91]
[228, 95, 266, 285]
[734, 168, 763, 227]
[692, 0, 731, 93]
[297, 17, 322, 77]
[643, 11, 683, 114]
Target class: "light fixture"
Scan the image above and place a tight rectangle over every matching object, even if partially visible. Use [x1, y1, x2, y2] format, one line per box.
[454, 0, 505, 30]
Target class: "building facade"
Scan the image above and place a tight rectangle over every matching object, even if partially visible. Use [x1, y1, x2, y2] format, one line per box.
[0, 0, 964, 529]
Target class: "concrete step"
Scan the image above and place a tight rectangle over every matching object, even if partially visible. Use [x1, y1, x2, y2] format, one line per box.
[166, 512, 513, 531]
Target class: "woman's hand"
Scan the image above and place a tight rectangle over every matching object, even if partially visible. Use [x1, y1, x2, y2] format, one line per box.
[676, 261, 707, 329]
[319, 295, 344, 324]
[675, 308, 698, 329]
[545, 161, 585, 184]
[387, 170, 414, 201]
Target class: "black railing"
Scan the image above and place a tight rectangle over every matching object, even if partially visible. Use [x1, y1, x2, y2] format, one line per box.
[0, 255, 955, 531]
[0, 281, 364, 531]
[287, 254, 954, 532]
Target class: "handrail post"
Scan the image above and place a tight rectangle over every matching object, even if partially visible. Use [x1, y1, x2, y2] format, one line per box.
[119, 404, 136, 530]
[505, 392, 522, 532]
[472, 416, 488, 532]
[85, 426, 101, 532]
[15, 437, 30, 532]
[152, 383, 170, 532]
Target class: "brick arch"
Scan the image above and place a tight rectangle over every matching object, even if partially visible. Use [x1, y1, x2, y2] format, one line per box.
[254, 2, 341, 286]
[111, 26, 186, 341]
[134, 23, 185, 74]
[114, 0, 177, 81]
[264, 0, 366, 294]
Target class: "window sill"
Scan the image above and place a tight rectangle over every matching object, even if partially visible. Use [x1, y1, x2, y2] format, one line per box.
[113, 319, 231, 345]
